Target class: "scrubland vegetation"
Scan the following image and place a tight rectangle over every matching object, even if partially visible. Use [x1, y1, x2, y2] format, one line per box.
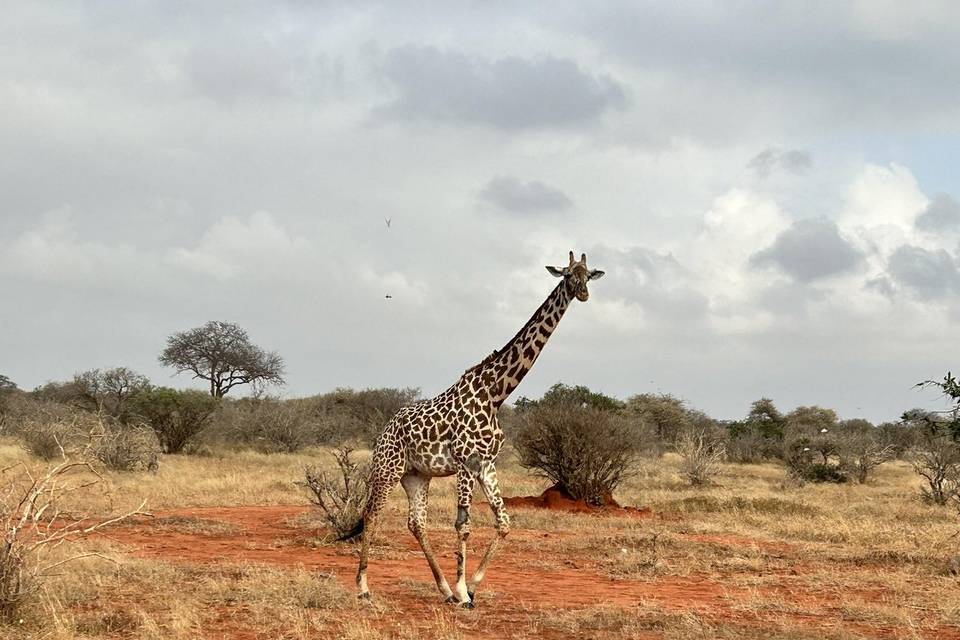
[0, 363, 959, 639]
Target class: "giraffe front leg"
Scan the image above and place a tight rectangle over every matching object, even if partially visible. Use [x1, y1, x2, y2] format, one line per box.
[453, 468, 475, 607]
[468, 463, 510, 602]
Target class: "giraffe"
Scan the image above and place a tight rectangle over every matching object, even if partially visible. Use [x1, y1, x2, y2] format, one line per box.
[353, 251, 604, 607]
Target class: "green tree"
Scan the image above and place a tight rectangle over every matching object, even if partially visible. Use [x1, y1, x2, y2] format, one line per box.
[625, 393, 691, 444]
[515, 402, 638, 504]
[129, 388, 218, 453]
[785, 405, 840, 463]
[916, 372, 960, 440]
[517, 383, 623, 413]
[746, 397, 786, 440]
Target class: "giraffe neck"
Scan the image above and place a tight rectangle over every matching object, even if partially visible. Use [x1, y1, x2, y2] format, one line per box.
[483, 281, 573, 407]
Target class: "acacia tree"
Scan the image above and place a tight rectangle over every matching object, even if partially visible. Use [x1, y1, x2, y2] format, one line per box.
[99, 367, 151, 417]
[0, 375, 16, 392]
[159, 321, 285, 397]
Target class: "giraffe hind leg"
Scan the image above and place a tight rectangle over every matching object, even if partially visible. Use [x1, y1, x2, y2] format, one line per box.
[356, 462, 403, 599]
[401, 471, 455, 601]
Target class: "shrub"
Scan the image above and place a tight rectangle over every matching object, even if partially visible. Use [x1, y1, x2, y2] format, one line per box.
[300, 447, 369, 540]
[13, 404, 94, 460]
[227, 398, 321, 453]
[675, 428, 726, 486]
[30, 368, 151, 421]
[625, 393, 691, 448]
[514, 402, 639, 505]
[725, 423, 782, 463]
[304, 387, 420, 445]
[94, 425, 162, 472]
[0, 458, 145, 623]
[837, 428, 894, 484]
[783, 436, 848, 484]
[876, 420, 920, 458]
[128, 388, 218, 453]
[520, 383, 625, 412]
[724, 398, 788, 463]
[912, 433, 960, 505]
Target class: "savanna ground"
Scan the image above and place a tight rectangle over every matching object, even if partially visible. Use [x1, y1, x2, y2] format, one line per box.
[3, 440, 959, 640]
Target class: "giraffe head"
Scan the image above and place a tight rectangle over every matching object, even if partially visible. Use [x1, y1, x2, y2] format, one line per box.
[546, 251, 605, 301]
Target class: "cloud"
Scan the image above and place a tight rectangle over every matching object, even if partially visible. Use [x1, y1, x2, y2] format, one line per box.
[375, 45, 626, 129]
[166, 212, 312, 280]
[748, 148, 813, 177]
[4, 3, 960, 424]
[1, 209, 147, 288]
[479, 176, 573, 213]
[573, 4, 960, 140]
[586, 246, 709, 329]
[886, 245, 959, 299]
[184, 36, 342, 105]
[750, 217, 863, 282]
[915, 193, 960, 232]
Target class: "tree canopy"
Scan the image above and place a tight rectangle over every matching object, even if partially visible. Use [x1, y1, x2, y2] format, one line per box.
[0, 375, 16, 392]
[515, 383, 623, 412]
[159, 321, 285, 397]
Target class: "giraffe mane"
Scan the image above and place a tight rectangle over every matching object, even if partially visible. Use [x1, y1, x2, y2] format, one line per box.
[462, 349, 499, 377]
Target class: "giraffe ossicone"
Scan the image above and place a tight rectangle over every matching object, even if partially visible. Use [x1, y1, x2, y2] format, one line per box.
[353, 251, 605, 606]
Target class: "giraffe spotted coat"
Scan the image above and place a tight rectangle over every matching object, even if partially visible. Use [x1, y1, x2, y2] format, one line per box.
[354, 252, 604, 606]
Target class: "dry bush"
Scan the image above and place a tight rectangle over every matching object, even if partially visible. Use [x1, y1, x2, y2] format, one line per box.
[15, 409, 94, 461]
[224, 398, 322, 453]
[724, 433, 756, 464]
[300, 446, 369, 540]
[838, 430, 894, 484]
[94, 425, 161, 472]
[675, 428, 726, 486]
[207, 388, 420, 453]
[515, 403, 639, 505]
[11, 405, 161, 473]
[304, 387, 420, 446]
[912, 433, 960, 505]
[0, 458, 145, 623]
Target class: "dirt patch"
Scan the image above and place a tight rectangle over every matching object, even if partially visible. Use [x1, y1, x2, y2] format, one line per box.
[94, 505, 960, 640]
[502, 484, 653, 517]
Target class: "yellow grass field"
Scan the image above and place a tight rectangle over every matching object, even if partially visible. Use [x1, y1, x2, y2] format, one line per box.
[1, 440, 958, 640]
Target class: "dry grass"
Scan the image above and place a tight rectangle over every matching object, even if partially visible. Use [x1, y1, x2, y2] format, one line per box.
[1, 439, 958, 639]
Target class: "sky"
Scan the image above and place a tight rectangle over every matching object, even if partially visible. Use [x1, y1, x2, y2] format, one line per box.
[2, 2, 959, 423]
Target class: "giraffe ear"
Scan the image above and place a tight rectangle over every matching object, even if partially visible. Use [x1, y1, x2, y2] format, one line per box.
[588, 269, 605, 280]
[546, 266, 566, 277]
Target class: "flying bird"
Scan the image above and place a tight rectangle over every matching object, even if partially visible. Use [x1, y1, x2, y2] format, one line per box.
[385, 295, 393, 299]
[385, 218, 391, 228]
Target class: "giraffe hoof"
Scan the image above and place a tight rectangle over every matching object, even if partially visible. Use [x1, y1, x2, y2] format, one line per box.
[444, 595, 459, 605]
[460, 600, 475, 610]
[358, 592, 372, 601]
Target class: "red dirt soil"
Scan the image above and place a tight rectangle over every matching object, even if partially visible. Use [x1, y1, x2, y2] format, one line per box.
[95, 504, 960, 640]
[501, 484, 653, 517]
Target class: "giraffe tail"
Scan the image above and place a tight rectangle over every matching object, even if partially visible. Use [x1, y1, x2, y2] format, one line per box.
[337, 518, 365, 542]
